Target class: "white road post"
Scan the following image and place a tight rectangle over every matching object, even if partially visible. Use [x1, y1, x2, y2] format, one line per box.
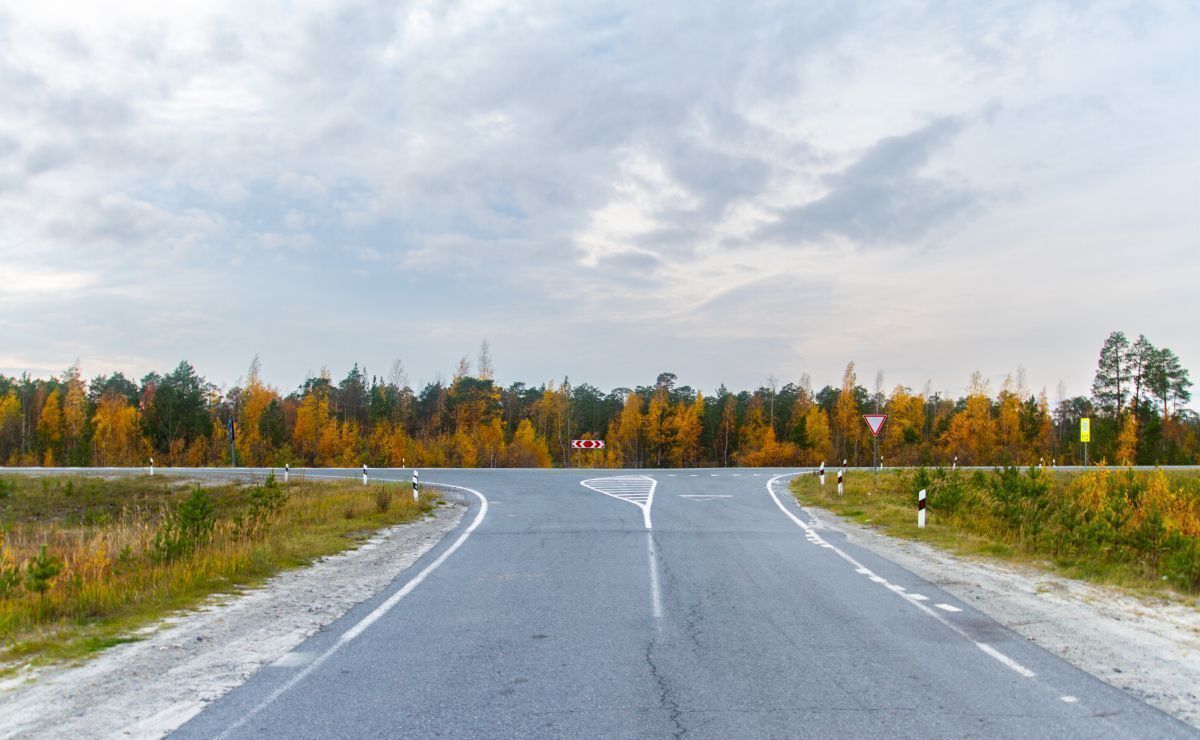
[952, 455, 957, 471]
[284, 463, 289, 483]
[412, 469, 420, 502]
[918, 488, 927, 528]
[362, 464, 368, 486]
[149, 457, 154, 476]
[837, 467, 844, 496]
[819, 461, 825, 486]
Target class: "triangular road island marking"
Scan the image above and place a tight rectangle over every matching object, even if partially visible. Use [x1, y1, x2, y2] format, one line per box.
[863, 414, 887, 437]
[580, 475, 657, 530]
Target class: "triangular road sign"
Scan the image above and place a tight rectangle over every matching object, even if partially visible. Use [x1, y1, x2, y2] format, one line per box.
[863, 414, 887, 437]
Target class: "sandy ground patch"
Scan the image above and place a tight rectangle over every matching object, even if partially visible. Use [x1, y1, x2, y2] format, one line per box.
[802, 503, 1200, 729]
[0, 498, 465, 739]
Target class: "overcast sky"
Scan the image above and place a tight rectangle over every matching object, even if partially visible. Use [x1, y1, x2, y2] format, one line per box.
[1, 1, 1196, 399]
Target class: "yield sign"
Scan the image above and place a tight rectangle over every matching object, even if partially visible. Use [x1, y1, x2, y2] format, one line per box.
[863, 414, 887, 437]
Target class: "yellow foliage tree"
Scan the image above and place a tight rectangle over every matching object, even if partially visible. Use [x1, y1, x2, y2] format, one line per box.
[801, 405, 833, 465]
[1115, 413, 1138, 466]
[92, 394, 144, 466]
[833, 362, 860, 464]
[508, 419, 551, 467]
[38, 389, 64, 465]
[941, 372, 996, 465]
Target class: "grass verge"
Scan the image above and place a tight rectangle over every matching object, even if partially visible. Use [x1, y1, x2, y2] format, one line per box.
[790, 466, 1200, 600]
[0, 472, 437, 671]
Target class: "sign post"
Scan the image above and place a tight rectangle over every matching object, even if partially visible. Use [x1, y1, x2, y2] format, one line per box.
[863, 414, 887, 486]
[1080, 417, 1091, 467]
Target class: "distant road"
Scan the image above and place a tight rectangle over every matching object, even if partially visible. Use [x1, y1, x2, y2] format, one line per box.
[9, 467, 1196, 738]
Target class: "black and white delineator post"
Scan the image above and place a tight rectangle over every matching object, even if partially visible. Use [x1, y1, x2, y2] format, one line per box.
[284, 463, 289, 483]
[412, 469, 420, 501]
[362, 464, 368, 486]
[952, 455, 958, 470]
[918, 488, 927, 528]
[819, 461, 825, 486]
[837, 467, 844, 495]
[149, 457, 154, 476]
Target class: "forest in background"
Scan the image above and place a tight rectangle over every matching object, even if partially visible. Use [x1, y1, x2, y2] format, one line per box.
[0, 333, 1194, 469]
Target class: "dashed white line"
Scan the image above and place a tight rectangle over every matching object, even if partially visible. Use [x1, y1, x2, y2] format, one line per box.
[935, 603, 962, 613]
[765, 473, 1036, 680]
[1061, 696, 1079, 704]
[907, 594, 930, 601]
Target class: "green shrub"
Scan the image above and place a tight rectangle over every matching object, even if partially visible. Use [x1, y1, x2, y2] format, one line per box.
[151, 487, 216, 562]
[25, 545, 63, 596]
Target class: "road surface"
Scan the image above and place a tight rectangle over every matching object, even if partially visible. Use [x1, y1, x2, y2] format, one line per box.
[158, 467, 1193, 739]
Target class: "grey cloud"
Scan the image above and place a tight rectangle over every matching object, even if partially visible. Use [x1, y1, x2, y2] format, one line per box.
[757, 118, 975, 246]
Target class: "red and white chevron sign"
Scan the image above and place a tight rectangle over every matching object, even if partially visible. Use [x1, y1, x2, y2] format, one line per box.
[571, 439, 605, 449]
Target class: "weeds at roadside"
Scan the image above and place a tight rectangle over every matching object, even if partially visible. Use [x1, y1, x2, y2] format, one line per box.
[791, 467, 1200, 598]
[0, 473, 433, 667]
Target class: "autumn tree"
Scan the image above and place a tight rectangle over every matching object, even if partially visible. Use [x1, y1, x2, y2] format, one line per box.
[36, 389, 64, 465]
[92, 394, 144, 465]
[833, 362, 860, 464]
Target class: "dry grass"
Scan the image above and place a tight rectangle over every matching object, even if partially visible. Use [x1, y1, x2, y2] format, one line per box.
[0, 473, 434, 668]
[790, 466, 1200, 598]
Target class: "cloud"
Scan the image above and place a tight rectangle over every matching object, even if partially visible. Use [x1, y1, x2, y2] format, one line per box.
[756, 118, 975, 246]
[0, 1, 1194, 397]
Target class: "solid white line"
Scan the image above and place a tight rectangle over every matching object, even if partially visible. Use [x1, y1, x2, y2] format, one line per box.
[215, 481, 488, 739]
[647, 533, 663, 621]
[765, 473, 1036, 679]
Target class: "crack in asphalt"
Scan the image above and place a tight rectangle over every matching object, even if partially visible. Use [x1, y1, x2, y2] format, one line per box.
[645, 642, 686, 739]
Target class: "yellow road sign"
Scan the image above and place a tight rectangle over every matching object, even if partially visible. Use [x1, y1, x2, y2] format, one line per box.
[1080, 417, 1091, 443]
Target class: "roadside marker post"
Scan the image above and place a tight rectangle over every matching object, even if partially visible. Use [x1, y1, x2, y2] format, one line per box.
[149, 457, 154, 476]
[819, 461, 825, 486]
[284, 463, 289, 483]
[918, 488, 927, 528]
[953, 455, 957, 471]
[362, 464, 368, 486]
[412, 469, 420, 501]
[837, 467, 844, 495]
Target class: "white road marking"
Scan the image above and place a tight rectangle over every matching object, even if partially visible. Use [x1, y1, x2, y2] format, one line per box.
[215, 480, 489, 739]
[765, 473, 1036, 679]
[580, 475, 657, 530]
[1061, 696, 1079, 704]
[976, 642, 1037, 678]
[907, 594, 930, 601]
[647, 534, 663, 622]
[935, 603, 962, 613]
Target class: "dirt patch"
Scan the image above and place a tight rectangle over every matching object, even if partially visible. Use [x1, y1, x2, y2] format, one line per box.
[0, 499, 465, 739]
[802, 503, 1200, 729]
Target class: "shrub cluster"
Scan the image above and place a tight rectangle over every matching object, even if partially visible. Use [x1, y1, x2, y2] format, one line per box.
[903, 466, 1200, 591]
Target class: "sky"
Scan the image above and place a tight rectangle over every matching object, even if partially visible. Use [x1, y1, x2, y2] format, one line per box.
[1, 0, 1197, 400]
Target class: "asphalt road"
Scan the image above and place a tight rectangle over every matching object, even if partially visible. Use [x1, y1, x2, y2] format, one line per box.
[155, 467, 1194, 739]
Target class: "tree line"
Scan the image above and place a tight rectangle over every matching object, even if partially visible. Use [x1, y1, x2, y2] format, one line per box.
[0, 336, 1194, 469]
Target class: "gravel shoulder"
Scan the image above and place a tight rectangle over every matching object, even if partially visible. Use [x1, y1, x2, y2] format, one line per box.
[0, 498, 466, 739]
[801, 502, 1200, 729]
